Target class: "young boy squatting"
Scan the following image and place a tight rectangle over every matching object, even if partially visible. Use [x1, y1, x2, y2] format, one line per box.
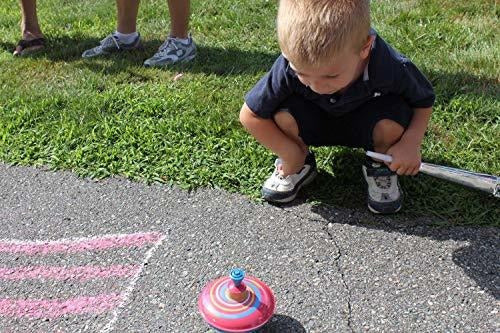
[239, 0, 435, 214]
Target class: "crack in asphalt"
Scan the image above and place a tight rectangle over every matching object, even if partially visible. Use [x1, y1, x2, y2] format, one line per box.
[275, 205, 356, 332]
[320, 221, 355, 333]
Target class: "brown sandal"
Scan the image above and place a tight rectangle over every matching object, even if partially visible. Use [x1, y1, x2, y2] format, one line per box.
[13, 37, 46, 56]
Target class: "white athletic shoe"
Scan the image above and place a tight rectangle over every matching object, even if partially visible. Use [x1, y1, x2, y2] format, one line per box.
[261, 152, 317, 203]
[82, 33, 142, 58]
[143, 35, 196, 67]
[362, 158, 403, 214]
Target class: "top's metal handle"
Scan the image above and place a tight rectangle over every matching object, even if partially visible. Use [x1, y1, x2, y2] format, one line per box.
[366, 151, 499, 198]
[366, 151, 394, 163]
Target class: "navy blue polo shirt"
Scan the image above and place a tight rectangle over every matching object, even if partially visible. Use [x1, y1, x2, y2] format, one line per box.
[245, 32, 435, 119]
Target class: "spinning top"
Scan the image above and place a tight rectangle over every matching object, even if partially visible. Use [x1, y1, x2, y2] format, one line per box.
[198, 268, 276, 332]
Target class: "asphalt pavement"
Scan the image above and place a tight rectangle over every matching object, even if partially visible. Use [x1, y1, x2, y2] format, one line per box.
[0, 163, 498, 332]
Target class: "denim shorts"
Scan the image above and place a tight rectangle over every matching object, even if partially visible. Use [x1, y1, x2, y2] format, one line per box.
[278, 94, 414, 150]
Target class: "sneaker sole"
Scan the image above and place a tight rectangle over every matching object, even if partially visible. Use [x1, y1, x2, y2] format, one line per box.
[143, 54, 196, 67]
[367, 204, 402, 214]
[262, 170, 317, 203]
[82, 43, 144, 59]
[367, 196, 403, 214]
[81, 47, 142, 58]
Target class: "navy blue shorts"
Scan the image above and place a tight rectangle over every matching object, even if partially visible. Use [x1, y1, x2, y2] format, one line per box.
[278, 94, 414, 150]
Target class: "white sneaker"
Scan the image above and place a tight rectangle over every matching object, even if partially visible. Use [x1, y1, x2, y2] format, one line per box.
[261, 152, 317, 203]
[362, 159, 403, 214]
[143, 35, 196, 67]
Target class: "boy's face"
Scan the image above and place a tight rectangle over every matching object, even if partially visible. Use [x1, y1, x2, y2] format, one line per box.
[288, 36, 374, 95]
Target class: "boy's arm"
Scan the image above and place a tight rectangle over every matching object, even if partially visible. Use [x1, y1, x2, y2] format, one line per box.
[386, 107, 432, 176]
[239, 103, 307, 175]
[386, 54, 435, 175]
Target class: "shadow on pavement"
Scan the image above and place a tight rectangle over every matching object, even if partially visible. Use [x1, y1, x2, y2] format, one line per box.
[309, 203, 499, 300]
[274, 149, 499, 299]
[451, 242, 499, 299]
[259, 314, 306, 333]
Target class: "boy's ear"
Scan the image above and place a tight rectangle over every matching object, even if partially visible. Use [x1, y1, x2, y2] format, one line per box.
[359, 35, 375, 59]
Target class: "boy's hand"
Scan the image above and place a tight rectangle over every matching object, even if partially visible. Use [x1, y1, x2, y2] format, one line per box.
[385, 139, 422, 176]
[385, 106, 432, 176]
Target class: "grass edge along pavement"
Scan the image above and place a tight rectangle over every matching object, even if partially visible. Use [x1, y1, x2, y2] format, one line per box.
[0, 0, 499, 226]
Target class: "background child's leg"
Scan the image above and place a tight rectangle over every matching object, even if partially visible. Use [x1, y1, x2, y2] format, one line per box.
[20, 0, 42, 37]
[116, 0, 140, 34]
[14, 0, 45, 56]
[167, 0, 190, 39]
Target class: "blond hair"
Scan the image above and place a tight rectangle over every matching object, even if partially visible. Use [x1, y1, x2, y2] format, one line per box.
[277, 0, 371, 67]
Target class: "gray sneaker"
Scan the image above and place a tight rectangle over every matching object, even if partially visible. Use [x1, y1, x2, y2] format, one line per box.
[143, 35, 196, 67]
[362, 158, 403, 214]
[82, 33, 142, 58]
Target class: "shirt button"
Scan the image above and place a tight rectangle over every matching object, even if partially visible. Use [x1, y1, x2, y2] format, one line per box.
[329, 98, 337, 103]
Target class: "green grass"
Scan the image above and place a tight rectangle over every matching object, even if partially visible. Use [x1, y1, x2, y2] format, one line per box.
[0, 0, 498, 226]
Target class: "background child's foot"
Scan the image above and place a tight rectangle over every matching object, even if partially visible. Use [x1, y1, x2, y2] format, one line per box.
[81, 33, 142, 58]
[13, 32, 45, 56]
[261, 151, 317, 203]
[362, 158, 403, 214]
[143, 35, 196, 67]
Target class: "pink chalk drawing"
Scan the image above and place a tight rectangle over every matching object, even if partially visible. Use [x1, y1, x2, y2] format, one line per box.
[0, 232, 163, 255]
[0, 232, 166, 332]
[0, 294, 122, 319]
[0, 264, 140, 281]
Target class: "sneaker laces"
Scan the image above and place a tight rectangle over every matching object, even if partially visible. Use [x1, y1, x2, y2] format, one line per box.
[368, 161, 393, 190]
[374, 175, 392, 190]
[273, 159, 291, 185]
[157, 38, 178, 55]
[99, 35, 120, 50]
